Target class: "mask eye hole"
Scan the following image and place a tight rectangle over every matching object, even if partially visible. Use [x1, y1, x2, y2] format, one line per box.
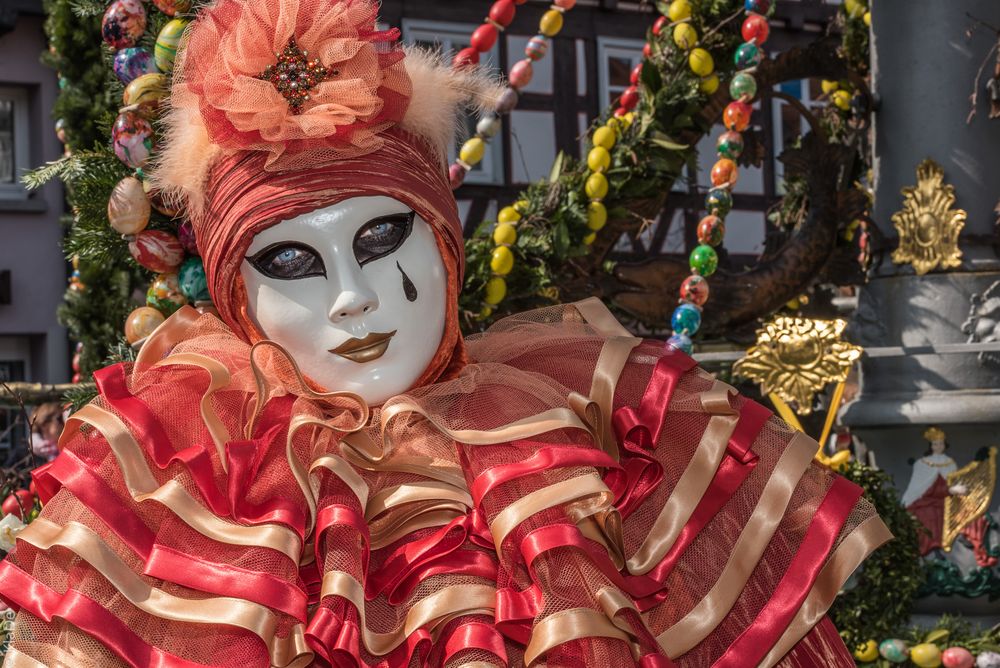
[246, 242, 326, 280]
[353, 211, 415, 266]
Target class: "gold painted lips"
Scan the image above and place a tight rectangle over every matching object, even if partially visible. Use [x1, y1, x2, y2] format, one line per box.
[329, 331, 396, 363]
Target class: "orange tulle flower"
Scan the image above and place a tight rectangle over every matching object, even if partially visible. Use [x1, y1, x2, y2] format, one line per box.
[177, 0, 411, 169]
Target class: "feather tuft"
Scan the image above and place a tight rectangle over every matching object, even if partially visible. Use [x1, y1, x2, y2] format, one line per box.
[399, 46, 506, 163]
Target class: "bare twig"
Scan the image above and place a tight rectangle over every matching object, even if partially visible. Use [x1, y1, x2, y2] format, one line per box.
[965, 13, 1000, 124]
[967, 40, 998, 124]
[0, 382, 37, 472]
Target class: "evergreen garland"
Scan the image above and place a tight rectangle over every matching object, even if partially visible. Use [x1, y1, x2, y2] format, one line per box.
[830, 461, 925, 653]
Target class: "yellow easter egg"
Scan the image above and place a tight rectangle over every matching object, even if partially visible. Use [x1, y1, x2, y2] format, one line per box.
[689, 48, 714, 77]
[585, 172, 609, 200]
[493, 222, 517, 246]
[587, 146, 611, 172]
[539, 9, 564, 37]
[667, 0, 691, 22]
[673, 23, 698, 50]
[700, 74, 720, 95]
[593, 126, 616, 150]
[853, 640, 878, 663]
[583, 232, 596, 245]
[154, 18, 188, 72]
[460, 137, 486, 165]
[587, 201, 608, 231]
[498, 206, 522, 224]
[484, 277, 507, 305]
[490, 246, 514, 275]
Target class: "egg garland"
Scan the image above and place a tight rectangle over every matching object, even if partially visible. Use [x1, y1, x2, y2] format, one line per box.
[450, 0, 579, 190]
[854, 636, 991, 668]
[664, 0, 774, 355]
[98, 0, 202, 344]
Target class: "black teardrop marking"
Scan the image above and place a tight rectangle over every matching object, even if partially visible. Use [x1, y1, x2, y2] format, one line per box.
[397, 262, 418, 302]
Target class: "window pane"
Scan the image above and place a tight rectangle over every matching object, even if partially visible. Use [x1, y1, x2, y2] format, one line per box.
[0, 100, 13, 184]
[608, 56, 633, 88]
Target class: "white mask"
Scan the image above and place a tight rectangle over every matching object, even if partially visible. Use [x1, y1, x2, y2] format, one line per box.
[240, 196, 448, 405]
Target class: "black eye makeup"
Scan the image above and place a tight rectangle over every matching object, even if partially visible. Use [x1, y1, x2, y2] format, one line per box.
[353, 211, 415, 266]
[246, 242, 326, 280]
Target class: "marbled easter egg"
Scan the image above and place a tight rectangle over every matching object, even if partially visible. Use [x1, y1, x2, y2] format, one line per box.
[123, 73, 168, 110]
[154, 19, 189, 72]
[129, 230, 184, 273]
[112, 111, 155, 169]
[125, 306, 165, 344]
[113, 47, 158, 85]
[107, 176, 150, 235]
[152, 0, 192, 17]
[178, 256, 210, 302]
[102, 0, 147, 50]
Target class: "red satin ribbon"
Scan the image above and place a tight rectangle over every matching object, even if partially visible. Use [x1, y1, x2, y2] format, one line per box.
[442, 621, 508, 665]
[713, 476, 863, 668]
[0, 560, 236, 667]
[612, 351, 698, 451]
[470, 445, 620, 508]
[97, 364, 308, 536]
[33, 448, 308, 620]
[638, 400, 769, 592]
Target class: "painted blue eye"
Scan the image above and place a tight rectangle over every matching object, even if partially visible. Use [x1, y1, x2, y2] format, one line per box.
[247, 243, 325, 280]
[354, 211, 415, 266]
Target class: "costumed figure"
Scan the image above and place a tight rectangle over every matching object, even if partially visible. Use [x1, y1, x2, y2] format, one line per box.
[0, 2, 890, 666]
[903, 427, 998, 567]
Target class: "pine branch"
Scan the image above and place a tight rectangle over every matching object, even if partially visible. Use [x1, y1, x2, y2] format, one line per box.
[68, 0, 108, 18]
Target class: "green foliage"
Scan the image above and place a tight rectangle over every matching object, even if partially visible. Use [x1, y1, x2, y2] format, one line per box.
[32, 0, 178, 376]
[460, 2, 743, 327]
[830, 462, 925, 652]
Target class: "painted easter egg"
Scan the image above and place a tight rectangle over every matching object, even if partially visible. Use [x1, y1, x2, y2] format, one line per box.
[125, 307, 165, 344]
[123, 73, 168, 110]
[102, 0, 147, 50]
[155, 19, 189, 72]
[879, 639, 910, 664]
[129, 230, 184, 273]
[152, 0, 192, 17]
[178, 257, 210, 302]
[112, 111, 155, 169]
[107, 176, 150, 235]
[146, 273, 187, 316]
[54, 118, 67, 144]
[942, 647, 975, 668]
[113, 47, 158, 85]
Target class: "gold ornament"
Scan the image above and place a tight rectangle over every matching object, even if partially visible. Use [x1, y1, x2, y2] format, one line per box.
[733, 317, 862, 415]
[891, 159, 966, 275]
[943, 446, 997, 552]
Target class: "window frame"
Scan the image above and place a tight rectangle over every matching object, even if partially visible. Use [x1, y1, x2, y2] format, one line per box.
[0, 86, 31, 201]
[401, 19, 505, 186]
[596, 36, 645, 112]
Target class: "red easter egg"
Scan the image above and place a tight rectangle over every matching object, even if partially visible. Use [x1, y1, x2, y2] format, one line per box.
[489, 0, 516, 27]
[2, 490, 34, 517]
[471, 23, 498, 52]
[128, 230, 184, 273]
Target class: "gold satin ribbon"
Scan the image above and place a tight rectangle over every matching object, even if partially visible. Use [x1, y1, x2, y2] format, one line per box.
[60, 404, 301, 562]
[655, 431, 817, 657]
[573, 298, 633, 338]
[1, 647, 49, 668]
[380, 402, 596, 449]
[366, 481, 473, 522]
[489, 474, 612, 551]
[309, 453, 370, 509]
[757, 515, 892, 668]
[523, 607, 632, 666]
[152, 353, 234, 470]
[320, 570, 495, 656]
[626, 381, 738, 575]
[370, 504, 469, 551]
[339, 430, 469, 490]
[588, 336, 643, 461]
[246, 340, 368, 441]
[16, 519, 312, 668]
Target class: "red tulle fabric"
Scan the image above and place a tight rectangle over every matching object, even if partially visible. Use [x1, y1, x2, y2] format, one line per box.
[176, 0, 412, 169]
[0, 304, 886, 667]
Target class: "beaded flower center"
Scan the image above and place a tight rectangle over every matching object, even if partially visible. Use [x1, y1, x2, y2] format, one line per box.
[258, 39, 336, 114]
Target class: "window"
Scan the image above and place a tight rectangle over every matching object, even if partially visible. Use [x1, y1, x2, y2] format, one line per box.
[597, 37, 645, 109]
[0, 87, 30, 200]
[0, 359, 26, 455]
[402, 20, 504, 185]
